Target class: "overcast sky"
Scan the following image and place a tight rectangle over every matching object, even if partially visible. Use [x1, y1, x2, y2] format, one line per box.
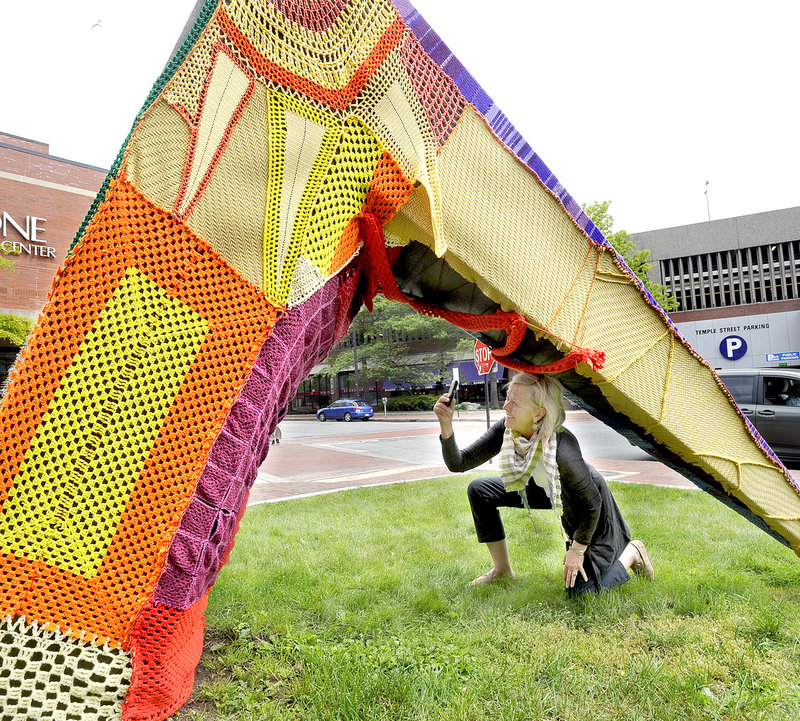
[2, 1, 797, 234]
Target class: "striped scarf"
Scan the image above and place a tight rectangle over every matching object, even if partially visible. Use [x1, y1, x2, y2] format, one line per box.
[500, 428, 562, 515]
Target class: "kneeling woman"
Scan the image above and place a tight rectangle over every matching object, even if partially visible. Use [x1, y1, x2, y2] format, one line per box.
[434, 372, 653, 594]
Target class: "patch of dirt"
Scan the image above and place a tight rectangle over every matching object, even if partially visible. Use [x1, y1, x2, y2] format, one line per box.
[167, 638, 224, 720]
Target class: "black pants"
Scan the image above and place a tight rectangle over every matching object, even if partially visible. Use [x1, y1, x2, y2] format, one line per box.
[467, 476, 550, 543]
[466, 476, 630, 595]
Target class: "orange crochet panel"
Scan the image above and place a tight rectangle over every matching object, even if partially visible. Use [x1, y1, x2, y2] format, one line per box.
[216, 6, 406, 113]
[123, 594, 209, 721]
[326, 150, 414, 277]
[0, 178, 281, 648]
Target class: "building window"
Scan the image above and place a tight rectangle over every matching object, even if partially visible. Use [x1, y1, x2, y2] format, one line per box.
[660, 239, 800, 311]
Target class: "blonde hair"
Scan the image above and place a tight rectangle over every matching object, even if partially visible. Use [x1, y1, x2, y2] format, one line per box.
[507, 372, 566, 438]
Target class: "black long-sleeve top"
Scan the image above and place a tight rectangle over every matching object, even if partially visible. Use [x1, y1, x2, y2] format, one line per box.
[441, 420, 631, 579]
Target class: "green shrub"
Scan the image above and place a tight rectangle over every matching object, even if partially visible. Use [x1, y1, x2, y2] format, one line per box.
[385, 394, 440, 411]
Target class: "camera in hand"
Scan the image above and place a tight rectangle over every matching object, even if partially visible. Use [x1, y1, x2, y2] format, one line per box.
[447, 379, 459, 405]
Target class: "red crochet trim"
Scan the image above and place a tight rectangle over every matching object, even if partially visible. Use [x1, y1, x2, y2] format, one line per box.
[356, 212, 605, 374]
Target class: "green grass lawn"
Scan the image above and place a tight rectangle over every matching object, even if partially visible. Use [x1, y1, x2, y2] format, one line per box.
[172, 476, 800, 721]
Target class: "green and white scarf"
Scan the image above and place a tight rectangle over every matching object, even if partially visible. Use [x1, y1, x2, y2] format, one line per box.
[500, 428, 562, 515]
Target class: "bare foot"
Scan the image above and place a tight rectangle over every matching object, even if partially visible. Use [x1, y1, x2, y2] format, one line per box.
[469, 568, 515, 586]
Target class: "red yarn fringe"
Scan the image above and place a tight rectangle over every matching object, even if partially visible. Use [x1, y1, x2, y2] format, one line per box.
[356, 212, 605, 375]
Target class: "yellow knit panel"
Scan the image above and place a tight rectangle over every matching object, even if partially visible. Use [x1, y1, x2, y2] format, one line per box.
[0, 268, 208, 578]
[178, 50, 253, 216]
[186, 83, 270, 290]
[123, 100, 189, 213]
[300, 117, 382, 273]
[435, 106, 598, 323]
[163, 24, 222, 120]
[264, 90, 340, 302]
[601, 338, 800, 548]
[383, 183, 433, 248]
[225, 0, 397, 91]
[349, 45, 443, 253]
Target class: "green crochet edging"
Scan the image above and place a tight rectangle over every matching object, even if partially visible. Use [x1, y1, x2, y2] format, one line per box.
[69, 0, 219, 254]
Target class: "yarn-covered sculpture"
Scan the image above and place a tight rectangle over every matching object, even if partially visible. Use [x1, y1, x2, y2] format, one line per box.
[1, 1, 798, 718]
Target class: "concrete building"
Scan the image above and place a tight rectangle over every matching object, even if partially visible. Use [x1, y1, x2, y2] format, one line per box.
[0, 132, 106, 382]
[632, 207, 800, 369]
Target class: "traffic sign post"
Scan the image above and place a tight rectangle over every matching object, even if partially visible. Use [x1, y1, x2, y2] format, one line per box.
[474, 340, 495, 438]
[473, 340, 494, 375]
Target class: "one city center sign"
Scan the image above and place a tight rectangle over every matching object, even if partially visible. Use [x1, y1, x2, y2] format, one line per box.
[1, 210, 58, 259]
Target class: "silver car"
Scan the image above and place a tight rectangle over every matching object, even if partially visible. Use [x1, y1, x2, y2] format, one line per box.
[717, 368, 800, 463]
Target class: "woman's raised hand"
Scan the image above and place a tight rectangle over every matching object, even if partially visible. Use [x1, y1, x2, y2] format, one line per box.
[433, 393, 456, 438]
[433, 393, 455, 421]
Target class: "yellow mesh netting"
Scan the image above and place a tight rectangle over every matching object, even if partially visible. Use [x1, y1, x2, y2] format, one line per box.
[225, 0, 397, 92]
[299, 117, 382, 288]
[264, 89, 341, 302]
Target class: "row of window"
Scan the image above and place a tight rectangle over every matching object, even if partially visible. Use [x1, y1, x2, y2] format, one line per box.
[660, 239, 800, 311]
[335, 328, 437, 350]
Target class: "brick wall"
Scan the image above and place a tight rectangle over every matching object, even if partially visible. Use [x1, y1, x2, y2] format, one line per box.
[0, 138, 106, 317]
[0, 132, 48, 154]
[0, 143, 106, 192]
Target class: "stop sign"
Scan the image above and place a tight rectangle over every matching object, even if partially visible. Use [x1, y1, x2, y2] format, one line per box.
[473, 340, 494, 375]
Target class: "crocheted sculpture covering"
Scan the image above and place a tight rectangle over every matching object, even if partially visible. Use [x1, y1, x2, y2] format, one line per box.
[1, 1, 797, 718]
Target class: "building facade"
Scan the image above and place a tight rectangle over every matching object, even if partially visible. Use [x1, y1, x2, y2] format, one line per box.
[0, 132, 106, 382]
[632, 207, 800, 369]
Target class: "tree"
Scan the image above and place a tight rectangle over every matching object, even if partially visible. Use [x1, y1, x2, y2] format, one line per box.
[323, 296, 473, 397]
[0, 248, 33, 346]
[0, 314, 33, 346]
[583, 201, 679, 312]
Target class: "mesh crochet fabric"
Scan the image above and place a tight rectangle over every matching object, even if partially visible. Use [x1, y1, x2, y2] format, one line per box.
[0, 616, 131, 721]
[1, 177, 280, 649]
[2, 0, 799, 719]
[154, 276, 344, 609]
[124, 596, 208, 721]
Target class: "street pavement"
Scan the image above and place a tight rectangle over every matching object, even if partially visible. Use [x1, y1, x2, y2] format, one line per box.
[250, 410, 698, 506]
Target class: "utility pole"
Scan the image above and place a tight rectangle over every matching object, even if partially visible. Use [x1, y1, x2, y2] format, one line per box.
[489, 364, 499, 408]
[351, 320, 359, 397]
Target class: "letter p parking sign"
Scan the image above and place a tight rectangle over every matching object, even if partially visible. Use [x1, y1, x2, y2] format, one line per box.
[720, 335, 747, 361]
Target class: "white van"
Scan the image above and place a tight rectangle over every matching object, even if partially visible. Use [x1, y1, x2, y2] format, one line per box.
[716, 368, 800, 463]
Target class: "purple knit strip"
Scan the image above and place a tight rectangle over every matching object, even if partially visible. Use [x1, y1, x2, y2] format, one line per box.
[154, 278, 341, 609]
